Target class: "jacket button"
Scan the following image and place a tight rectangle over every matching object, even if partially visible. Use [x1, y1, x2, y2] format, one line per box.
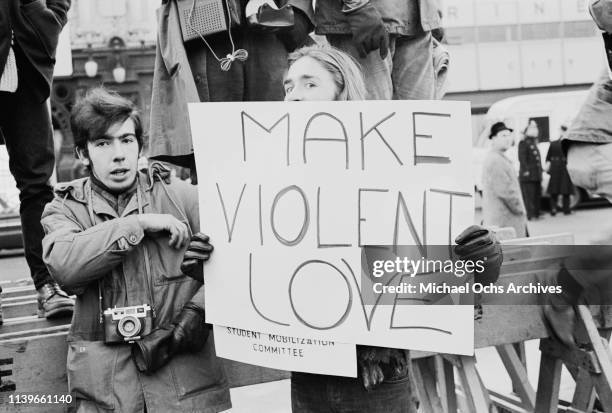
[129, 234, 137, 243]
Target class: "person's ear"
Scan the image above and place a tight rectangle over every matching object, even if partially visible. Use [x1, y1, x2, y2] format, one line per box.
[76, 147, 90, 167]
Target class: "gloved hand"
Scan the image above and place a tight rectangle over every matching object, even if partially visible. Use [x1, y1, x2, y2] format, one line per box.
[543, 300, 577, 349]
[454, 225, 503, 285]
[276, 8, 315, 52]
[357, 346, 408, 391]
[132, 326, 174, 374]
[180, 233, 214, 283]
[542, 265, 584, 348]
[170, 302, 210, 354]
[345, 3, 389, 59]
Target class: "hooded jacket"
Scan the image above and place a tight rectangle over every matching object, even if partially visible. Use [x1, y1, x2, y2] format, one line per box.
[41, 164, 230, 412]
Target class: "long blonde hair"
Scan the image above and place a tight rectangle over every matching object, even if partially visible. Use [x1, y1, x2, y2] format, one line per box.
[287, 45, 367, 101]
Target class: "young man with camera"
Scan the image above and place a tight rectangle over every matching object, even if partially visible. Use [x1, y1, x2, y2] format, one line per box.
[41, 88, 231, 412]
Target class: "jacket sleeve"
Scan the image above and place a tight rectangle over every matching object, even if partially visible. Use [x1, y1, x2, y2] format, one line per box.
[518, 140, 528, 175]
[41, 199, 145, 291]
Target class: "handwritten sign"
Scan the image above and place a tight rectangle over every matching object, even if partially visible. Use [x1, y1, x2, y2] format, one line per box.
[213, 326, 357, 377]
[190, 101, 475, 361]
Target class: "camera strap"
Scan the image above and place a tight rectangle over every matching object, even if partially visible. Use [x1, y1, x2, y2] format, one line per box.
[86, 179, 158, 323]
[85, 183, 106, 325]
[136, 181, 157, 319]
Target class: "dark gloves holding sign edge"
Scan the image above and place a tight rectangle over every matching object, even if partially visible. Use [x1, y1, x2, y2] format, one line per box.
[132, 233, 214, 374]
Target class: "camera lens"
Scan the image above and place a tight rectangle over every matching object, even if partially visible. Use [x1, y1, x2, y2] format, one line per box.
[118, 315, 142, 338]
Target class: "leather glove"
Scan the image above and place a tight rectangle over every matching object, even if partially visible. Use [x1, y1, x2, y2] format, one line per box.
[542, 266, 585, 348]
[345, 3, 389, 59]
[454, 225, 503, 285]
[180, 233, 214, 283]
[170, 302, 210, 354]
[357, 345, 408, 391]
[276, 8, 315, 52]
[543, 300, 577, 349]
[132, 326, 174, 374]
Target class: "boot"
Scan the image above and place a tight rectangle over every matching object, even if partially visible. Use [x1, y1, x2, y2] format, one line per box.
[37, 282, 74, 319]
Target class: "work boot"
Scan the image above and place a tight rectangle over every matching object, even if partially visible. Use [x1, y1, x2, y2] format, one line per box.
[37, 282, 74, 319]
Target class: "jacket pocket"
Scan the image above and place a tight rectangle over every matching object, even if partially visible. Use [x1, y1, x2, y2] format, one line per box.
[67, 341, 117, 409]
[169, 341, 227, 400]
[20, 0, 63, 58]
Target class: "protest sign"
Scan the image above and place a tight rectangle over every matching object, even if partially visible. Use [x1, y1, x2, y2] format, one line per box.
[213, 326, 357, 377]
[190, 100, 475, 360]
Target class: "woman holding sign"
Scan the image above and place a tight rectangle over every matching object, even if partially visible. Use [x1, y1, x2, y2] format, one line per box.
[282, 44, 503, 412]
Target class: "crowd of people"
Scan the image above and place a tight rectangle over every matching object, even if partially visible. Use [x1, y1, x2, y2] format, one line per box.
[0, 0, 611, 412]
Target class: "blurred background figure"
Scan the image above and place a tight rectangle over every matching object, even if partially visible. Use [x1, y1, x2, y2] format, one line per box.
[481, 122, 528, 238]
[518, 119, 543, 220]
[545, 125, 574, 216]
[313, 0, 442, 100]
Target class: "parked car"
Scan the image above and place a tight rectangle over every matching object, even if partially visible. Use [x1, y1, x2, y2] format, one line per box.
[472, 90, 605, 210]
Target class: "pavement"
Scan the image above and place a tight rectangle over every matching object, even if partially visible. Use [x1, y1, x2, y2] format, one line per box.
[1, 204, 611, 411]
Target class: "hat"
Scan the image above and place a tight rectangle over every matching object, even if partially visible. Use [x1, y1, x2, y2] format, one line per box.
[489, 122, 513, 139]
[590, 0, 612, 33]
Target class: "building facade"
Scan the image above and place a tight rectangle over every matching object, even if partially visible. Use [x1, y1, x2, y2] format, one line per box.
[443, 0, 604, 109]
[51, 0, 158, 181]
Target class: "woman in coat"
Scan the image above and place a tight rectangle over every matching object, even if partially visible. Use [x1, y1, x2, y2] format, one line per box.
[482, 122, 528, 238]
[545, 126, 575, 215]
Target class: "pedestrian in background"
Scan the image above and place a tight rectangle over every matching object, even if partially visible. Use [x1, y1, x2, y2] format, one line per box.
[0, 0, 74, 320]
[518, 119, 543, 220]
[545, 125, 574, 216]
[313, 0, 442, 100]
[482, 122, 528, 238]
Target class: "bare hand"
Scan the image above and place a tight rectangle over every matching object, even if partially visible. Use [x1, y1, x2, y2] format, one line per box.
[137, 214, 189, 249]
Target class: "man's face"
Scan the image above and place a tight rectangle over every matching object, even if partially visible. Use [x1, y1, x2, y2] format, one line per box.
[492, 130, 513, 152]
[81, 118, 140, 193]
[526, 120, 539, 138]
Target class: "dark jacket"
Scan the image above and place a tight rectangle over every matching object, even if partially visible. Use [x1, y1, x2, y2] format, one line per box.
[41, 165, 231, 412]
[546, 140, 574, 195]
[315, 0, 441, 36]
[0, 0, 70, 102]
[518, 137, 543, 183]
[149, 0, 314, 163]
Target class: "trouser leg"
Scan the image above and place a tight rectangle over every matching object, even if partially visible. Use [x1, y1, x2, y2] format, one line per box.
[534, 183, 541, 218]
[327, 34, 395, 100]
[549, 194, 558, 215]
[391, 31, 435, 100]
[562, 194, 571, 214]
[0, 84, 54, 289]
